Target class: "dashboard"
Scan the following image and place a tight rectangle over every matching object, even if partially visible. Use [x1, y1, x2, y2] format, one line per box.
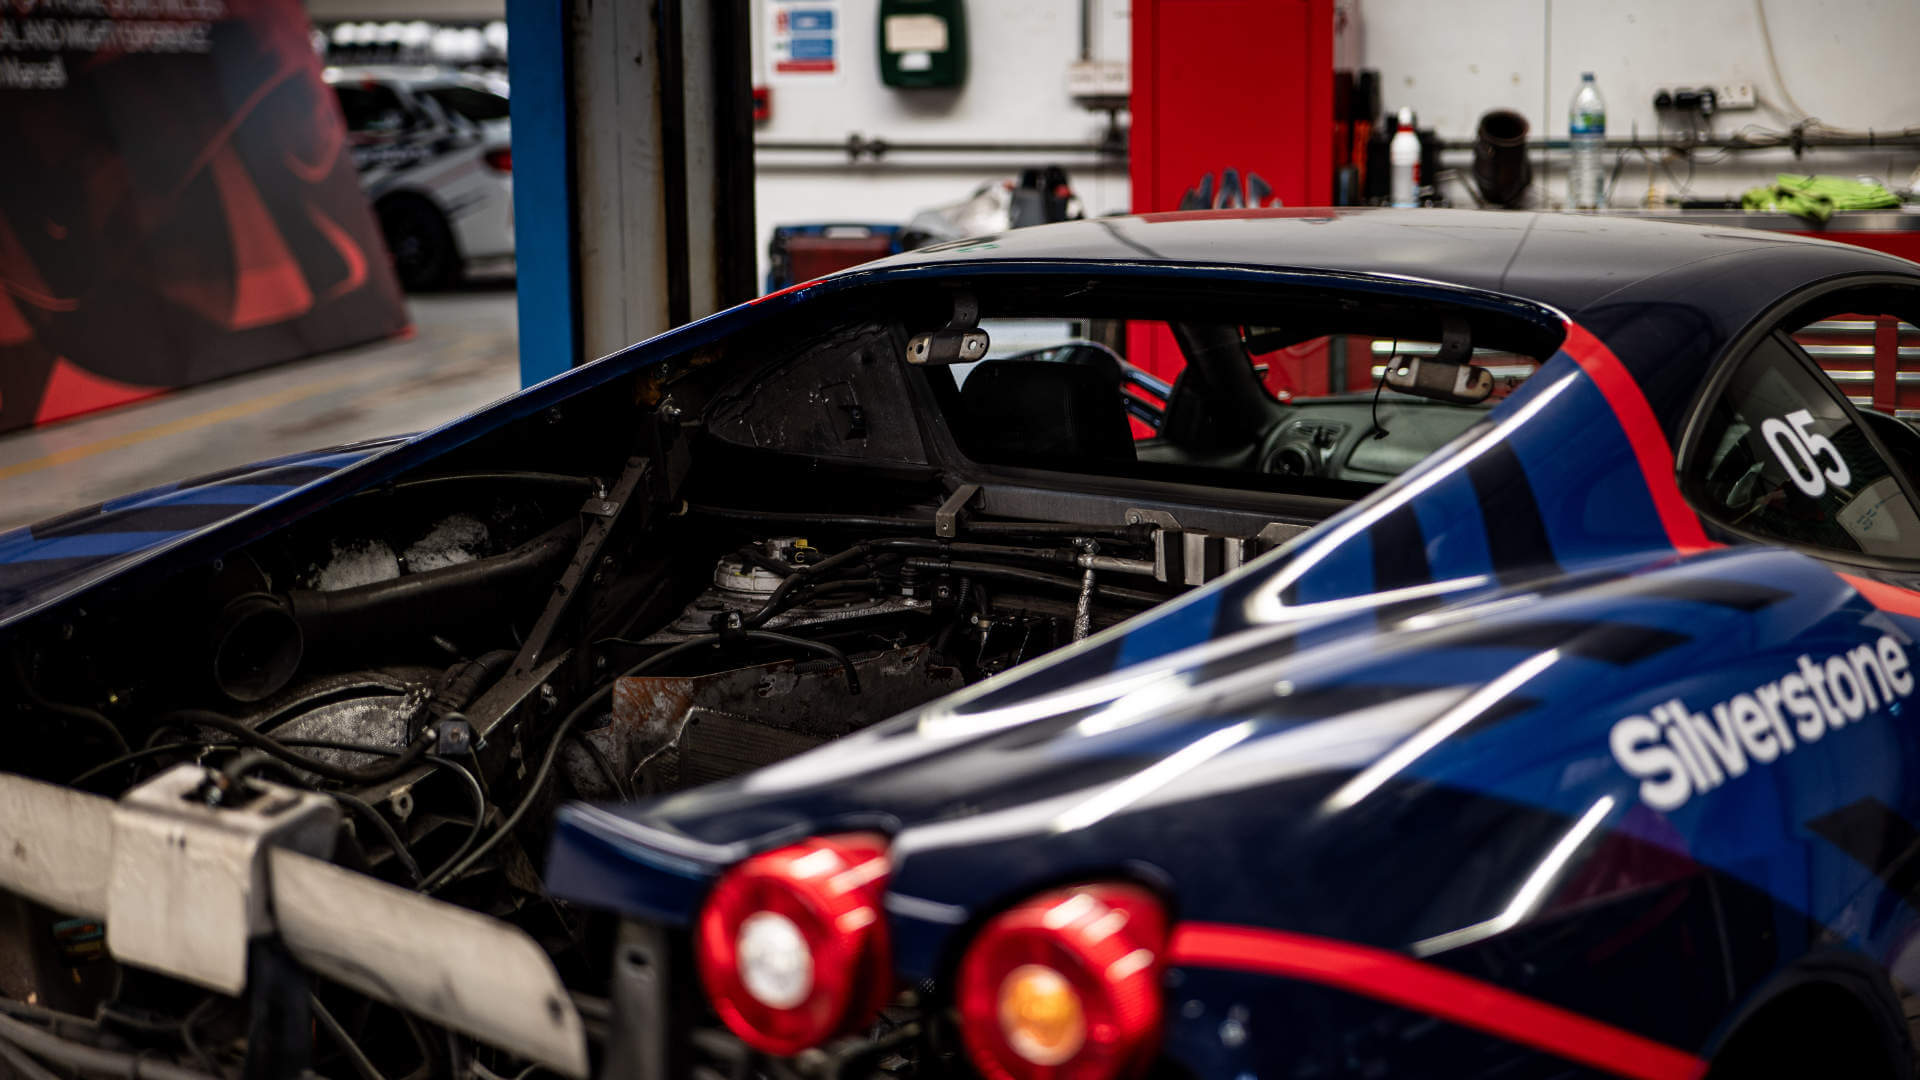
[1253, 397, 1488, 483]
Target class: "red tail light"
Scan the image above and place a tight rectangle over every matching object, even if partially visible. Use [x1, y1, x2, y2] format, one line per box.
[483, 147, 512, 173]
[957, 885, 1167, 1080]
[695, 834, 892, 1054]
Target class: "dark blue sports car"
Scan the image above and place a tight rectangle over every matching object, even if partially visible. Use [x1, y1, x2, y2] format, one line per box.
[4, 210, 1920, 1080]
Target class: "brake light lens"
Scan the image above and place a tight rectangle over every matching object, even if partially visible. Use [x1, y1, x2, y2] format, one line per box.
[483, 147, 512, 173]
[958, 885, 1167, 1080]
[695, 834, 891, 1054]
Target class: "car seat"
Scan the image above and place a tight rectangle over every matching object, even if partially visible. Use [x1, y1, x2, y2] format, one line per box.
[958, 354, 1137, 464]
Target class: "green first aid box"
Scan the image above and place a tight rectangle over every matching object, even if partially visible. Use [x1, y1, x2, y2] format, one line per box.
[878, 0, 966, 88]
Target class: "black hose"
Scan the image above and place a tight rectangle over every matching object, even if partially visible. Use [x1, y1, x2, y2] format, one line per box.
[73, 738, 437, 788]
[432, 650, 516, 716]
[333, 790, 424, 885]
[900, 557, 1165, 606]
[736, 631, 860, 694]
[73, 741, 227, 787]
[739, 543, 876, 629]
[571, 733, 629, 801]
[965, 520, 1155, 541]
[163, 710, 433, 785]
[419, 754, 489, 886]
[71, 739, 486, 893]
[286, 521, 580, 643]
[0, 996, 94, 1040]
[0, 1011, 216, 1080]
[422, 638, 729, 893]
[737, 534, 1155, 631]
[12, 652, 131, 757]
[0, 1035, 60, 1080]
[687, 503, 1152, 542]
[790, 578, 884, 602]
[223, 752, 423, 883]
[310, 995, 386, 1080]
[864, 537, 1088, 567]
[687, 504, 936, 532]
[597, 629, 861, 693]
[381, 471, 597, 495]
[733, 546, 797, 577]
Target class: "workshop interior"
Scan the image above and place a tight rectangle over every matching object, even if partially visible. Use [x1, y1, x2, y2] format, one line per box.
[4, 2, 1920, 1079]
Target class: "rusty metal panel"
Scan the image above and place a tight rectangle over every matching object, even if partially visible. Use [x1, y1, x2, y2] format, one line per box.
[606, 644, 964, 791]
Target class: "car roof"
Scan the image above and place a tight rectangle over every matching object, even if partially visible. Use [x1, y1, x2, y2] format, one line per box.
[322, 65, 498, 91]
[865, 208, 1920, 320]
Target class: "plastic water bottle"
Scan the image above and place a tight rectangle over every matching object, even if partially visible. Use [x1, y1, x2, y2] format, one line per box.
[1389, 107, 1420, 208]
[1568, 72, 1606, 209]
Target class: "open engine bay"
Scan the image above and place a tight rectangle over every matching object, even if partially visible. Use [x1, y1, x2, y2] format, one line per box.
[0, 275, 1557, 1078]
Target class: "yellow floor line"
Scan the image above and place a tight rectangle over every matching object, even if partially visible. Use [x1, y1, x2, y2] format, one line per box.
[0, 368, 384, 483]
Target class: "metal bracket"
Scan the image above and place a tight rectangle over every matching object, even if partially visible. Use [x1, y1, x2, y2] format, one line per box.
[935, 483, 981, 538]
[243, 938, 312, 1080]
[601, 921, 677, 1080]
[1154, 529, 1270, 586]
[522, 454, 654, 669]
[905, 292, 989, 365]
[106, 765, 338, 994]
[1254, 521, 1309, 551]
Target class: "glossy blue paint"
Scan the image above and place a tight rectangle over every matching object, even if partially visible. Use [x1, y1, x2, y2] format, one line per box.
[534, 216, 1920, 1074]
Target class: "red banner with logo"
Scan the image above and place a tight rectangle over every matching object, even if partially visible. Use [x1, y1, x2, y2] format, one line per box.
[0, 0, 407, 433]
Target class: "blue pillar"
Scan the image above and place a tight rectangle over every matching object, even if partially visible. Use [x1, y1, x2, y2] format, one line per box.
[507, 0, 579, 387]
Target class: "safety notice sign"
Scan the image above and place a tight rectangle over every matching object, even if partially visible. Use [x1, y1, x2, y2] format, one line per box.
[768, 0, 838, 81]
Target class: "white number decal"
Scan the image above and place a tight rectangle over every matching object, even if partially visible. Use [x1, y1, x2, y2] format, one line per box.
[1792, 409, 1852, 489]
[1762, 408, 1852, 497]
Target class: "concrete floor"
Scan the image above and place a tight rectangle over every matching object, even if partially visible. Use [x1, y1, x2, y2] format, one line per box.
[0, 283, 521, 532]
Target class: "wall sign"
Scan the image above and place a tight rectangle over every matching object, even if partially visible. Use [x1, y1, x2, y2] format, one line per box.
[768, 0, 839, 82]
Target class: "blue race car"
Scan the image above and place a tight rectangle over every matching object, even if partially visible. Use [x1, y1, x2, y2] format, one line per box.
[4, 210, 1920, 1080]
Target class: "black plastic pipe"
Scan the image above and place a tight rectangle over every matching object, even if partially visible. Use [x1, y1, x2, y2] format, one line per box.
[286, 522, 579, 643]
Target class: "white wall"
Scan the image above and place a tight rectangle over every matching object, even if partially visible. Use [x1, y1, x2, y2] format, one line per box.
[1357, 0, 1920, 206]
[750, 0, 1131, 286]
[753, 0, 1920, 278]
[306, 0, 501, 22]
[309, 0, 1919, 276]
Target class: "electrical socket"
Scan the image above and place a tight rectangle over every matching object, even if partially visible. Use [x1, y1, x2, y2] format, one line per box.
[1067, 59, 1129, 101]
[1652, 83, 1757, 113]
[1716, 82, 1756, 110]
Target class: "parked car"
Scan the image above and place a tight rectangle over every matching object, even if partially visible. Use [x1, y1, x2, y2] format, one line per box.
[325, 65, 513, 290]
[4, 211, 1920, 1080]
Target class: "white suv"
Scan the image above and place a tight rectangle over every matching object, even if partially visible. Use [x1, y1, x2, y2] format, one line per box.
[325, 65, 513, 290]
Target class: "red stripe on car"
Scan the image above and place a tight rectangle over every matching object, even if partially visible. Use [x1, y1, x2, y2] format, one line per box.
[1560, 323, 1717, 554]
[750, 277, 827, 305]
[1838, 572, 1920, 617]
[1167, 923, 1707, 1080]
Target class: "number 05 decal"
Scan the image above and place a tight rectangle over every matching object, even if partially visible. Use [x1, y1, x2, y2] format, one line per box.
[1762, 409, 1851, 497]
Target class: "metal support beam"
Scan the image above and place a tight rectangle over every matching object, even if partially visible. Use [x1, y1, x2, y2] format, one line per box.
[506, 0, 580, 386]
[510, 0, 756, 384]
[572, 0, 757, 362]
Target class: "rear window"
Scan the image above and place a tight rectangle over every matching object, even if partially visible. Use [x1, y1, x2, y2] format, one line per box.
[423, 86, 510, 123]
[1688, 332, 1920, 557]
[929, 316, 1542, 494]
[333, 84, 410, 133]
